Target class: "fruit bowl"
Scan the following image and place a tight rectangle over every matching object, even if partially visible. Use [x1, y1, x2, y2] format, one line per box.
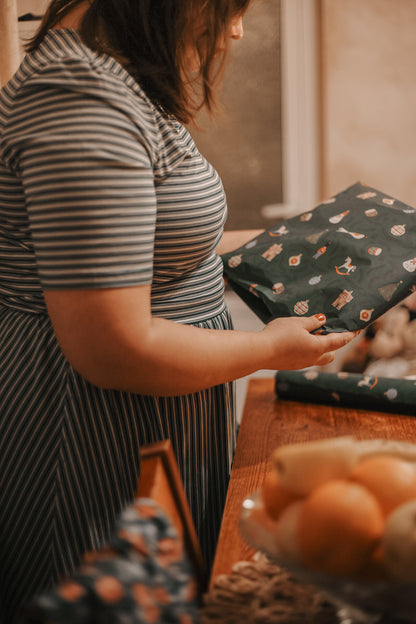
[240, 492, 416, 624]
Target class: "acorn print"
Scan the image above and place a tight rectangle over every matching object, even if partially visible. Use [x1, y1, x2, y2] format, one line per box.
[228, 254, 242, 268]
[294, 299, 309, 315]
[391, 224, 406, 237]
[245, 239, 257, 249]
[360, 308, 374, 322]
[331, 392, 341, 402]
[262, 243, 283, 261]
[300, 212, 313, 222]
[308, 275, 322, 285]
[368, 246, 382, 256]
[249, 284, 259, 297]
[272, 282, 285, 295]
[329, 210, 349, 224]
[322, 197, 336, 204]
[365, 208, 378, 217]
[383, 198, 395, 205]
[289, 253, 302, 266]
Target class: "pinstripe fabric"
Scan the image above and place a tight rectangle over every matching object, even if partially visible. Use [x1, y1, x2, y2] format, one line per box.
[0, 29, 235, 622]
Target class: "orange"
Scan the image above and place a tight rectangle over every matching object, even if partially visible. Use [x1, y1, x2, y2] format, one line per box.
[298, 479, 384, 577]
[274, 500, 304, 565]
[261, 469, 300, 521]
[351, 455, 416, 516]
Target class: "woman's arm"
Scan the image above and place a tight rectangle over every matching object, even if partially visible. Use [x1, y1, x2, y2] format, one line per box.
[45, 285, 357, 396]
[216, 229, 263, 255]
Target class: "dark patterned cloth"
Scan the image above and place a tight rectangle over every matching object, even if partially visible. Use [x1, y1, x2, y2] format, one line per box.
[18, 498, 199, 624]
[275, 369, 416, 415]
[222, 182, 416, 333]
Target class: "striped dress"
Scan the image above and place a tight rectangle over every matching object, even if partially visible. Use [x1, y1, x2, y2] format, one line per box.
[0, 29, 235, 622]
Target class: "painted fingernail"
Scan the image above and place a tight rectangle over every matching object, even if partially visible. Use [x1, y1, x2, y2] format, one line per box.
[315, 313, 326, 321]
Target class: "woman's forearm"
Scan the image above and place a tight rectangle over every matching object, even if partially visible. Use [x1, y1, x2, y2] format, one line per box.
[45, 286, 357, 397]
[96, 317, 269, 395]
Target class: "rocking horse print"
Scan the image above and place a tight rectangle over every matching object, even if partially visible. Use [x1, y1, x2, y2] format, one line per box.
[335, 257, 357, 275]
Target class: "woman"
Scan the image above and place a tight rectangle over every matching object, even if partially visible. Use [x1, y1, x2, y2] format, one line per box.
[0, 0, 356, 620]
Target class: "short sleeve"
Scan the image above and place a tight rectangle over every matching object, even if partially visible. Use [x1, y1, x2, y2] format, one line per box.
[15, 70, 158, 290]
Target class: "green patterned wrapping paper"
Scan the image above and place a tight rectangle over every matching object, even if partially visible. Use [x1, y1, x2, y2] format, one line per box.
[275, 369, 416, 415]
[222, 182, 416, 333]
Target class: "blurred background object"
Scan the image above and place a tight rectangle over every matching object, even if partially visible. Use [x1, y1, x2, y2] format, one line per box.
[320, 0, 416, 210]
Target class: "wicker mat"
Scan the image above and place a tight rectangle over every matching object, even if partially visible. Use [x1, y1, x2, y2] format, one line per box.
[199, 553, 338, 624]
[199, 554, 412, 624]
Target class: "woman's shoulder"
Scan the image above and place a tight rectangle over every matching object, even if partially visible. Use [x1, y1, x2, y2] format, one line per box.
[1, 29, 196, 172]
[1, 29, 167, 157]
[18, 30, 149, 109]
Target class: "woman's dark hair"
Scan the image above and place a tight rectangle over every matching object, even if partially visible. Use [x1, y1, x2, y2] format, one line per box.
[26, 0, 251, 123]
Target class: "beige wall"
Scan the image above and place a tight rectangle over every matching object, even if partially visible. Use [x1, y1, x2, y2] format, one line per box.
[0, 0, 20, 86]
[0, 0, 48, 86]
[320, 0, 416, 207]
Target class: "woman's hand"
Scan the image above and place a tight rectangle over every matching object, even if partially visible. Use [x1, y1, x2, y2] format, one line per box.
[260, 314, 358, 371]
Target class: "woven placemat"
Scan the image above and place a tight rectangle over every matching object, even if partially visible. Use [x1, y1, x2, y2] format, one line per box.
[199, 553, 338, 624]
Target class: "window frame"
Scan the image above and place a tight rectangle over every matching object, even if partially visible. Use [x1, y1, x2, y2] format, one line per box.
[261, 0, 320, 220]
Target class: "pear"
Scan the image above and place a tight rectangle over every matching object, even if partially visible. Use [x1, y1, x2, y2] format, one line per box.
[272, 436, 358, 495]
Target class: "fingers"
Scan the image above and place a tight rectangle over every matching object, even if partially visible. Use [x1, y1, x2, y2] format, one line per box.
[312, 330, 359, 369]
[304, 314, 360, 338]
[315, 351, 336, 366]
[302, 313, 327, 332]
[315, 331, 358, 366]
[323, 329, 359, 351]
[304, 314, 359, 348]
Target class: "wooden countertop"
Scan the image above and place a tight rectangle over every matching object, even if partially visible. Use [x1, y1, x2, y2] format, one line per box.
[210, 376, 416, 583]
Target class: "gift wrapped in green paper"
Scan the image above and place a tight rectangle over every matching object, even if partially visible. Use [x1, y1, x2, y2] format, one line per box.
[275, 369, 416, 415]
[222, 182, 416, 333]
